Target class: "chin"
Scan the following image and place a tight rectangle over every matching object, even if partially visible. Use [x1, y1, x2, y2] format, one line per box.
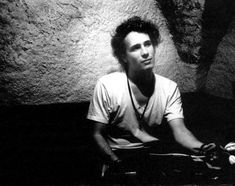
[140, 67, 153, 73]
[145, 64, 154, 70]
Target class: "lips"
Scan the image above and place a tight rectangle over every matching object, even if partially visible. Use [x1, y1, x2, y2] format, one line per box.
[142, 58, 152, 64]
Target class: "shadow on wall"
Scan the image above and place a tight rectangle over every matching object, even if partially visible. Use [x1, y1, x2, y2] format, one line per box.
[233, 81, 235, 97]
[157, 0, 234, 92]
[156, 0, 204, 64]
[196, 0, 235, 89]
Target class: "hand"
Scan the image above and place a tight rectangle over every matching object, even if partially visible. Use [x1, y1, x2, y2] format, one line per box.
[199, 143, 230, 170]
[108, 159, 125, 175]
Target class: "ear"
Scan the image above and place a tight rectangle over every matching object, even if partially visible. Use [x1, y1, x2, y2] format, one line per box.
[122, 55, 127, 64]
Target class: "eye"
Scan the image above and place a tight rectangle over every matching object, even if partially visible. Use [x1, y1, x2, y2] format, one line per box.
[130, 44, 141, 52]
[144, 40, 152, 47]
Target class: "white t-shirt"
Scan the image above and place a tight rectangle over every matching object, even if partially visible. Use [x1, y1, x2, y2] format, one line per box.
[87, 72, 184, 150]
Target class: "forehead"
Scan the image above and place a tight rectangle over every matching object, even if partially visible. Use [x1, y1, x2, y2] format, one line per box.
[124, 31, 150, 47]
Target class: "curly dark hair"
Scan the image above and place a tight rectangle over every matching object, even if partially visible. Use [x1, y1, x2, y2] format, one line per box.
[111, 16, 160, 70]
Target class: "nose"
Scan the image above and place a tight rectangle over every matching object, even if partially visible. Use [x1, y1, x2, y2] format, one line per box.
[141, 46, 149, 58]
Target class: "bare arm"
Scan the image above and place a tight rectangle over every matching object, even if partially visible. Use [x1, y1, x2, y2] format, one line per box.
[168, 118, 203, 153]
[92, 121, 119, 162]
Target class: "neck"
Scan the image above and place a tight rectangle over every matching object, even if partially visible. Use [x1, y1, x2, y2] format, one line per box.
[128, 70, 154, 85]
[127, 70, 155, 97]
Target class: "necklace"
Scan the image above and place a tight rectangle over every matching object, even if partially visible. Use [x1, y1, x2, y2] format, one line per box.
[127, 77, 150, 129]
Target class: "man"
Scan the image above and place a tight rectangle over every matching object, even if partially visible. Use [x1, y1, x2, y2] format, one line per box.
[87, 16, 227, 178]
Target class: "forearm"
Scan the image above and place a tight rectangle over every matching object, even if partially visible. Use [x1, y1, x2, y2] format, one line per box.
[173, 127, 203, 153]
[169, 119, 203, 153]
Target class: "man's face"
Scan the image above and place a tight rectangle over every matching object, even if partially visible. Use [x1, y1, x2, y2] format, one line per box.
[123, 31, 155, 73]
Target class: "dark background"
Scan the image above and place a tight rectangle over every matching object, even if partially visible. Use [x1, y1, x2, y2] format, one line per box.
[1, 92, 235, 185]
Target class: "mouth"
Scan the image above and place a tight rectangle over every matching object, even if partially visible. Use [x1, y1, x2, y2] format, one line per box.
[142, 58, 152, 64]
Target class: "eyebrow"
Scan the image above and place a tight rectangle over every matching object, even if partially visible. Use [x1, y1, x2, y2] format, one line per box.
[130, 44, 141, 51]
[129, 39, 152, 51]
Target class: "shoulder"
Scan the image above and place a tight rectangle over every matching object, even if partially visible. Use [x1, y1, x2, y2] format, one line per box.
[154, 74, 177, 88]
[98, 72, 126, 84]
[97, 72, 126, 90]
[154, 74, 180, 98]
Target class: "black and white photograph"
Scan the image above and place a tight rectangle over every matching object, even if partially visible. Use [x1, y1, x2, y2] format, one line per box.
[0, 0, 235, 185]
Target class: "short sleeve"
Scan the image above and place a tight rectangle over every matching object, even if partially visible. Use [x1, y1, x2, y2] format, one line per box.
[87, 80, 111, 124]
[164, 84, 184, 122]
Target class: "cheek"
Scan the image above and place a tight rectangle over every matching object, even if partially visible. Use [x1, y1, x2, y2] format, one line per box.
[127, 53, 138, 62]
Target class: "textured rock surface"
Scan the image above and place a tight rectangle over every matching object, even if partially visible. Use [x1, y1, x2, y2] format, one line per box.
[205, 17, 235, 99]
[196, 0, 234, 91]
[1, 0, 234, 105]
[159, 0, 205, 64]
[160, 0, 235, 99]
[0, 0, 183, 105]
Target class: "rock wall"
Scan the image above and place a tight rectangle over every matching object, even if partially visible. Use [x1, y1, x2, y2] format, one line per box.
[159, 0, 235, 99]
[1, 0, 234, 105]
[158, 0, 205, 64]
[0, 0, 182, 105]
[205, 17, 235, 99]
